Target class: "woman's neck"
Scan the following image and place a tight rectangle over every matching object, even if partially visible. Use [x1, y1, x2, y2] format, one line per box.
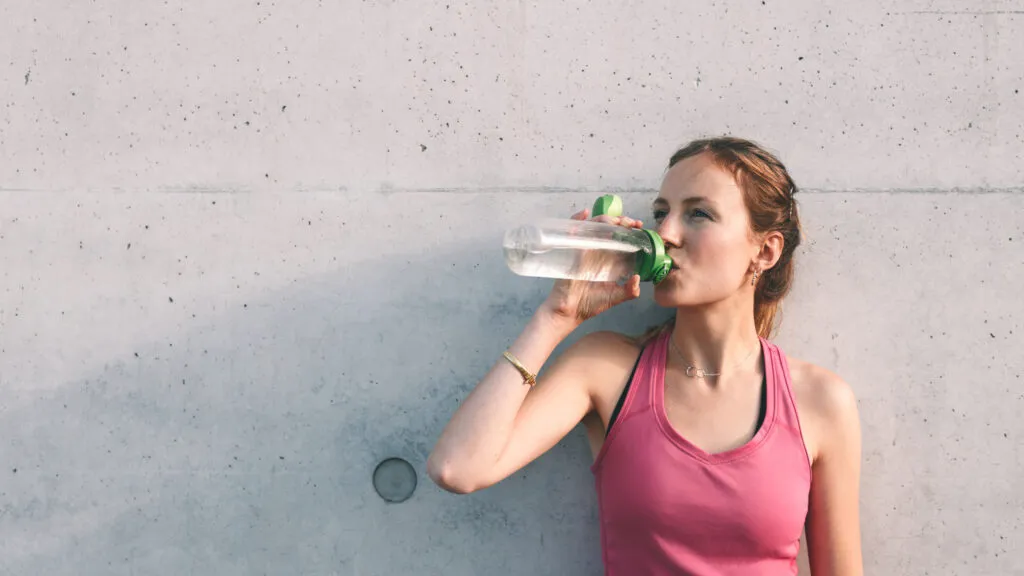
[670, 300, 761, 377]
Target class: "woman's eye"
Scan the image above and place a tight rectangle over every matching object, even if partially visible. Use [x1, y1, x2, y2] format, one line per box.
[653, 210, 668, 221]
[690, 208, 712, 220]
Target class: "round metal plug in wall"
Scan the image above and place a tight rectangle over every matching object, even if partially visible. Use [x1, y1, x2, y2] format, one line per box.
[372, 457, 417, 503]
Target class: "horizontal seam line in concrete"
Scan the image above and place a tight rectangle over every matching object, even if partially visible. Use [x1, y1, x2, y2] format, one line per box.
[0, 187, 1021, 195]
[379, 187, 1024, 195]
[893, 10, 1024, 15]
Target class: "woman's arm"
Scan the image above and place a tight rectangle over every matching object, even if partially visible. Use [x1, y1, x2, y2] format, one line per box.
[805, 370, 864, 575]
[427, 210, 643, 494]
[426, 306, 580, 493]
[426, 309, 637, 494]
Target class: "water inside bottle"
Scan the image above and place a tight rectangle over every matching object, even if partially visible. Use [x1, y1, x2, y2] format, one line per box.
[503, 220, 647, 282]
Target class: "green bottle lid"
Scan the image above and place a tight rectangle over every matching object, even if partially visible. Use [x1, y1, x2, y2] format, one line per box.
[590, 195, 672, 284]
[638, 229, 672, 284]
[591, 194, 623, 217]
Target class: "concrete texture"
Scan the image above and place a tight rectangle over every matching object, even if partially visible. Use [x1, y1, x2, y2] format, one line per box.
[0, 1, 1021, 574]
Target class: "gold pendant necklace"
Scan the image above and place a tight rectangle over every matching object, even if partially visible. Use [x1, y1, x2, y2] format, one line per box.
[669, 333, 758, 379]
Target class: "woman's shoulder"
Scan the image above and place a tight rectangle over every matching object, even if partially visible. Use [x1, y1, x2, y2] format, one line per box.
[554, 330, 644, 389]
[784, 353, 860, 462]
[567, 331, 647, 427]
[566, 330, 644, 363]
[785, 355, 857, 415]
[577, 329, 643, 347]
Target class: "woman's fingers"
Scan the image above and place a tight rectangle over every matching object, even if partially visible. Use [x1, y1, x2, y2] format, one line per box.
[613, 275, 642, 305]
[591, 214, 643, 228]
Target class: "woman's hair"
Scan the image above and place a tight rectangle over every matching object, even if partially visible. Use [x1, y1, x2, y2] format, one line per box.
[636, 136, 802, 343]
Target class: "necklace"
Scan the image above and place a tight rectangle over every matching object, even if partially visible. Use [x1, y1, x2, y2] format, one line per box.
[669, 334, 759, 379]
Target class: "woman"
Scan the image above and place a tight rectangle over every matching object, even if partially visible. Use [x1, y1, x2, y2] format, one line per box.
[427, 137, 863, 575]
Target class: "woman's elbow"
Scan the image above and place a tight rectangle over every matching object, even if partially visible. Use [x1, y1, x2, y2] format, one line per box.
[426, 453, 483, 495]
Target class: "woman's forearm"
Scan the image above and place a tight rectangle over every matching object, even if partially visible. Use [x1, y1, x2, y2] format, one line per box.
[426, 306, 578, 492]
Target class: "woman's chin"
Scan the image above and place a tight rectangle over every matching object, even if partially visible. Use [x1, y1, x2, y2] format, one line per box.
[652, 283, 687, 307]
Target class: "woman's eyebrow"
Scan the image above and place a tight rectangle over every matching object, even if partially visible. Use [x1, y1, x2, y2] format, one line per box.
[653, 196, 711, 206]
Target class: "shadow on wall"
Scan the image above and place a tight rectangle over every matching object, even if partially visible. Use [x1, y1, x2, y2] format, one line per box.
[0, 241, 671, 575]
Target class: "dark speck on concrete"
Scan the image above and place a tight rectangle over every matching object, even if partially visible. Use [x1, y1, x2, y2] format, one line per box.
[12, 468, 16, 474]
[24, 70, 30, 85]
[168, 296, 174, 303]
[281, 105, 287, 111]
[420, 144, 427, 151]
[126, 243, 131, 250]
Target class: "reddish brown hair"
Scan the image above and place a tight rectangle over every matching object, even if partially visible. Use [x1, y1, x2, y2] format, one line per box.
[638, 136, 802, 342]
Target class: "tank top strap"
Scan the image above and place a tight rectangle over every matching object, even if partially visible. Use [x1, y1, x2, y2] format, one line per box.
[645, 329, 671, 406]
[610, 331, 669, 427]
[592, 331, 667, 471]
[760, 337, 805, 442]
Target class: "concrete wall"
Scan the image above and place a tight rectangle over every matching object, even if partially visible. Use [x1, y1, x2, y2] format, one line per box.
[1, 1, 1020, 574]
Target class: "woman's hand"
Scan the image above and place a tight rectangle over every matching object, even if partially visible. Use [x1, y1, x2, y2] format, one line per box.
[541, 208, 645, 324]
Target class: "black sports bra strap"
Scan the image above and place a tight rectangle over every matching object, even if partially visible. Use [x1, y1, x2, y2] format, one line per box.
[605, 347, 645, 437]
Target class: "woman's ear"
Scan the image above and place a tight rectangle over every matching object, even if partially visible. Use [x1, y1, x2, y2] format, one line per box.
[756, 230, 785, 272]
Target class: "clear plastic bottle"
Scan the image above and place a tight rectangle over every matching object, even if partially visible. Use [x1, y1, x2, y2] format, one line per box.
[502, 195, 672, 284]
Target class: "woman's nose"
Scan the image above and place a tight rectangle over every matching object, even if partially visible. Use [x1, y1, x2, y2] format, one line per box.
[656, 218, 682, 248]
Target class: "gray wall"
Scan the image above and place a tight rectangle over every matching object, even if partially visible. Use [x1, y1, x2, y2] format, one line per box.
[1, 1, 1021, 574]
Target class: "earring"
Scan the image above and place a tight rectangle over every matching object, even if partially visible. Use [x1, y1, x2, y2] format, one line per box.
[751, 270, 760, 286]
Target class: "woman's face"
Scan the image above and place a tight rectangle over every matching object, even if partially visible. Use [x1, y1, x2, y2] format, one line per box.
[652, 153, 761, 308]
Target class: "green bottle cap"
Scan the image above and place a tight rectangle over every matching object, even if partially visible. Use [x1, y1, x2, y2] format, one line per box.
[637, 229, 672, 284]
[591, 194, 623, 217]
[591, 194, 672, 284]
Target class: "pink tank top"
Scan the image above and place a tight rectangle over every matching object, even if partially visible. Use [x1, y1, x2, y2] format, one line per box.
[591, 330, 811, 575]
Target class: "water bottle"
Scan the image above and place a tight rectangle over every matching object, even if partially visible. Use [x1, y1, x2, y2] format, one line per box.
[503, 195, 673, 284]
